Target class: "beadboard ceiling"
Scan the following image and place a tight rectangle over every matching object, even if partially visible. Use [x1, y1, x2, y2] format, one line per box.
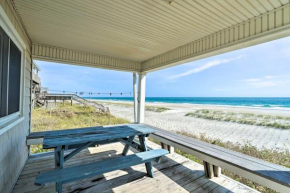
[13, 0, 289, 62]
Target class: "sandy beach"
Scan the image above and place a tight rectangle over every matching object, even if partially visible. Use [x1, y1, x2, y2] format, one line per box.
[94, 100, 290, 151]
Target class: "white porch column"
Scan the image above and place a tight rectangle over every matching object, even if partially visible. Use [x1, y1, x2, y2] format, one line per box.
[137, 73, 146, 123]
[133, 73, 138, 123]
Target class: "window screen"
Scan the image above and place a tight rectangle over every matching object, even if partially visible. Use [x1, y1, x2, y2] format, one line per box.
[8, 40, 21, 114]
[0, 27, 21, 118]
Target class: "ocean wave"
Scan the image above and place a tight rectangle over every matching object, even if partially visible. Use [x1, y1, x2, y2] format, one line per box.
[89, 97, 290, 109]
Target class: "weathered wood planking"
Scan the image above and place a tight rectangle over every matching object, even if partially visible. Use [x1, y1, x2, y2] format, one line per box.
[12, 141, 258, 193]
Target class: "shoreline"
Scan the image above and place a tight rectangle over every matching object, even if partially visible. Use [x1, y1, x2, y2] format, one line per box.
[87, 97, 290, 108]
[95, 100, 290, 151]
[92, 99, 290, 116]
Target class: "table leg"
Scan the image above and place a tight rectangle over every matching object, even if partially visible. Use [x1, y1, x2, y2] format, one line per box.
[59, 148, 64, 168]
[138, 135, 154, 178]
[55, 146, 64, 169]
[55, 146, 64, 193]
[122, 136, 135, 155]
[54, 148, 59, 169]
[56, 183, 63, 193]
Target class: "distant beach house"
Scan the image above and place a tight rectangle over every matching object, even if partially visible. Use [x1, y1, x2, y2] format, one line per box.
[31, 62, 41, 108]
[1, 1, 290, 193]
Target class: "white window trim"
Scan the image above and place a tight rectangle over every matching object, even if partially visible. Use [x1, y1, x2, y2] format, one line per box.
[0, 6, 27, 135]
[0, 116, 24, 136]
[0, 112, 21, 125]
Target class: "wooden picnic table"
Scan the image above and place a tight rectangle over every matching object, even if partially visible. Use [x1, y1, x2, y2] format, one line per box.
[37, 124, 168, 193]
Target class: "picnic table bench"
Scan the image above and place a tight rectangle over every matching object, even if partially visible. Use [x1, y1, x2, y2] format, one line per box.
[34, 124, 168, 193]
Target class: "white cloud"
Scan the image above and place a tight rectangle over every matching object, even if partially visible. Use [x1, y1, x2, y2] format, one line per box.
[249, 81, 279, 88]
[265, 75, 281, 79]
[169, 55, 244, 79]
[242, 75, 290, 88]
[215, 87, 249, 92]
[242, 78, 261, 82]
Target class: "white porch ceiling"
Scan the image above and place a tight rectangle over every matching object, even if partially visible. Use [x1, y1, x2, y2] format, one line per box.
[13, 0, 289, 64]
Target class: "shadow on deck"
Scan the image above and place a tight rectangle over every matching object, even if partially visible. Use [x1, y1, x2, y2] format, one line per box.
[12, 141, 258, 193]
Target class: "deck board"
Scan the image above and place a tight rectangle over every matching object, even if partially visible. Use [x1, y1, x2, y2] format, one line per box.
[13, 141, 259, 193]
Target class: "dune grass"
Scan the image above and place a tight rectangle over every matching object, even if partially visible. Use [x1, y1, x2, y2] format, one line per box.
[145, 106, 170, 112]
[150, 132, 290, 193]
[31, 102, 130, 154]
[186, 109, 290, 129]
[97, 101, 170, 113]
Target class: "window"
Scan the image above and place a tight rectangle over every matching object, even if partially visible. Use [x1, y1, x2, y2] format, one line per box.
[0, 27, 21, 118]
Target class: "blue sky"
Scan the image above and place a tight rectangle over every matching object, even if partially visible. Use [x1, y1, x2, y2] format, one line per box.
[36, 36, 290, 97]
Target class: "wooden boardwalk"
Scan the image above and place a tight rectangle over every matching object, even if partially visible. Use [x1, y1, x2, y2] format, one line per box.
[13, 141, 259, 193]
[38, 93, 108, 113]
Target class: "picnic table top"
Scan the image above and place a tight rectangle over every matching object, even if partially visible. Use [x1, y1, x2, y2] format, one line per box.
[42, 124, 155, 148]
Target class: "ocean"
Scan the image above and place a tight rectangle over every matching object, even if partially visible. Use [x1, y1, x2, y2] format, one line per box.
[87, 97, 290, 109]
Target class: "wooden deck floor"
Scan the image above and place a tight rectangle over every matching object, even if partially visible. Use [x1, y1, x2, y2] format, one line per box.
[13, 141, 259, 193]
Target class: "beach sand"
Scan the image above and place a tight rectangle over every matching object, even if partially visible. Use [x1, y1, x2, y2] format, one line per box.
[94, 100, 290, 151]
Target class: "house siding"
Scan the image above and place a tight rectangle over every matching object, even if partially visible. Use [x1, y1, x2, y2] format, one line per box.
[0, 0, 32, 193]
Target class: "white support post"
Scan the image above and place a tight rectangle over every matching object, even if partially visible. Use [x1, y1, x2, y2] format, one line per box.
[133, 73, 138, 123]
[137, 73, 146, 123]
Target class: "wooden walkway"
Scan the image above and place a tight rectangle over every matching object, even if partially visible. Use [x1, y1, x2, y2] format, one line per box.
[13, 141, 259, 193]
[39, 93, 108, 113]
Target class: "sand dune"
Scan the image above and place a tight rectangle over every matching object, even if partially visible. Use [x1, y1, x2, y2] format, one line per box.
[95, 100, 290, 151]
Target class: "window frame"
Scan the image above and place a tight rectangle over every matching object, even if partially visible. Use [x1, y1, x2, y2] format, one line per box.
[0, 7, 27, 134]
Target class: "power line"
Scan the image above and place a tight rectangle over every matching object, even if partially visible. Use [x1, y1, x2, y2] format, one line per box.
[46, 89, 132, 96]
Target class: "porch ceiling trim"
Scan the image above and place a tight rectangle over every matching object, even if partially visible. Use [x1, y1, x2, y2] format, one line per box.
[32, 43, 141, 72]
[142, 4, 290, 72]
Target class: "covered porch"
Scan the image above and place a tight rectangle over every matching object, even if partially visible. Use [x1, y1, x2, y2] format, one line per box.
[1, 0, 290, 193]
[18, 124, 290, 193]
[14, 135, 258, 193]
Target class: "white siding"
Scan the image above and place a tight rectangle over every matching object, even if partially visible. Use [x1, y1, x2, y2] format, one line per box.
[0, 0, 32, 192]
